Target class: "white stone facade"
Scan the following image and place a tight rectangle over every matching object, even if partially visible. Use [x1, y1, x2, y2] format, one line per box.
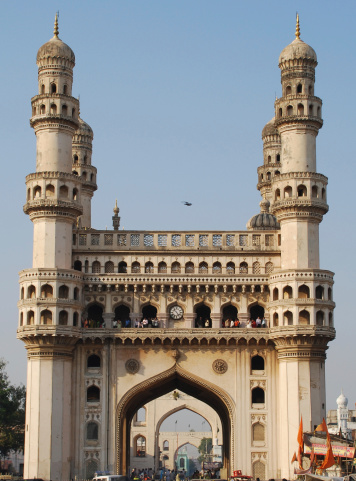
[17, 16, 336, 481]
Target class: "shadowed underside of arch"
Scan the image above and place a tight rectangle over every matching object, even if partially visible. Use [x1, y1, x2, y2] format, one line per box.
[116, 364, 235, 475]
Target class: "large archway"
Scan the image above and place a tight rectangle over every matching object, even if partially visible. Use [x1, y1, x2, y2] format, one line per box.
[116, 365, 234, 476]
[142, 304, 157, 319]
[195, 304, 211, 328]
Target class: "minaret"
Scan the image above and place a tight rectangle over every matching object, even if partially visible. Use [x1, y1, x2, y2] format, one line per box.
[18, 16, 82, 481]
[112, 199, 121, 230]
[26, 13, 82, 267]
[257, 118, 281, 206]
[72, 114, 97, 228]
[268, 17, 335, 478]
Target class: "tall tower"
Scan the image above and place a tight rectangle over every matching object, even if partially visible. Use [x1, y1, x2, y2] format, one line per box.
[268, 17, 335, 476]
[18, 16, 83, 481]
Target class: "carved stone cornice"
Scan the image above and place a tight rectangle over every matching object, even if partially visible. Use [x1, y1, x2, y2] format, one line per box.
[18, 328, 79, 359]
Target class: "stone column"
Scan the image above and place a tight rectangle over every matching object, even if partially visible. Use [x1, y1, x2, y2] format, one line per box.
[211, 313, 220, 328]
[159, 313, 169, 328]
[184, 313, 195, 328]
[103, 312, 114, 328]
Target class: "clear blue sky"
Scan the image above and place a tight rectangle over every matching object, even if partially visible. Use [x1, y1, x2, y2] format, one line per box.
[1, 1, 355, 413]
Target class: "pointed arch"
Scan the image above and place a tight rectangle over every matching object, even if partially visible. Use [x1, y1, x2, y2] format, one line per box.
[116, 364, 235, 474]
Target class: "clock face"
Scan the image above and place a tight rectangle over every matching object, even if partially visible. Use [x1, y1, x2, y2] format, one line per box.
[170, 305, 184, 320]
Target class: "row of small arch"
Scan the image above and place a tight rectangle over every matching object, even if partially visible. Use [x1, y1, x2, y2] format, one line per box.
[277, 103, 321, 118]
[20, 309, 79, 326]
[271, 309, 332, 327]
[21, 284, 80, 300]
[27, 184, 80, 201]
[275, 184, 326, 200]
[39, 83, 69, 95]
[74, 260, 274, 275]
[284, 83, 312, 96]
[32, 103, 76, 117]
[272, 284, 332, 301]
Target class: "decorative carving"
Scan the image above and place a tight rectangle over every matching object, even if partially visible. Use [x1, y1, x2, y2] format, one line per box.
[171, 349, 180, 362]
[212, 359, 228, 374]
[125, 359, 140, 374]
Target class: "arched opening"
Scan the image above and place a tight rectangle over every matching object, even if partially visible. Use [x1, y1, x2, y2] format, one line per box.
[142, 304, 157, 319]
[298, 284, 310, 298]
[286, 85, 292, 95]
[59, 185, 68, 197]
[92, 261, 101, 274]
[74, 287, 79, 300]
[284, 311, 293, 326]
[222, 305, 238, 322]
[309, 104, 314, 116]
[116, 365, 233, 475]
[249, 304, 264, 320]
[27, 285, 36, 298]
[50, 103, 57, 115]
[58, 285, 69, 299]
[226, 262, 235, 274]
[299, 309, 310, 325]
[252, 423, 265, 443]
[297, 84, 303, 94]
[58, 310, 68, 326]
[275, 188, 281, 201]
[251, 355, 264, 372]
[171, 262, 181, 274]
[73, 312, 78, 326]
[163, 440, 169, 451]
[73, 154, 78, 163]
[252, 261, 260, 274]
[158, 261, 167, 273]
[283, 286, 293, 299]
[62, 105, 68, 116]
[63, 84, 68, 95]
[132, 261, 140, 273]
[87, 304, 104, 327]
[40, 309, 52, 325]
[185, 262, 194, 274]
[27, 310, 34, 325]
[118, 261, 127, 273]
[73, 188, 78, 201]
[51, 83, 56, 94]
[328, 287, 332, 301]
[87, 385, 100, 403]
[239, 262, 248, 274]
[312, 185, 318, 198]
[74, 260, 82, 271]
[316, 310, 324, 326]
[41, 284, 53, 298]
[145, 262, 154, 273]
[316, 285, 324, 299]
[284, 186, 292, 198]
[267, 155, 271, 163]
[278, 107, 282, 118]
[115, 305, 130, 326]
[272, 312, 279, 327]
[273, 287, 279, 301]
[213, 262, 222, 274]
[45, 184, 55, 197]
[199, 262, 208, 274]
[287, 105, 293, 116]
[195, 304, 211, 328]
[298, 184, 307, 197]
[87, 354, 101, 369]
[329, 312, 333, 327]
[276, 154, 280, 163]
[40, 104, 45, 115]
[105, 261, 114, 273]
[135, 436, 146, 457]
[41, 84, 45, 94]
[251, 387, 265, 405]
[253, 461, 266, 480]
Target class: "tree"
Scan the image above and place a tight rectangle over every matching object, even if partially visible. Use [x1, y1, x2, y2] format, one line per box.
[0, 359, 26, 461]
[197, 437, 212, 464]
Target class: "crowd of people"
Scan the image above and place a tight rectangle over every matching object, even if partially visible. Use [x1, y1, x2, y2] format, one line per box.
[129, 467, 221, 481]
[82, 316, 268, 329]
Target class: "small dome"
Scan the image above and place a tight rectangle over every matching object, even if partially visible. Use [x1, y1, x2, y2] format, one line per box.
[247, 200, 280, 230]
[262, 118, 278, 139]
[78, 117, 93, 136]
[37, 35, 75, 64]
[337, 391, 348, 408]
[279, 38, 317, 65]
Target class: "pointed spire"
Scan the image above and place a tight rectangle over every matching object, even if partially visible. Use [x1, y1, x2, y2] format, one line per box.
[295, 13, 300, 40]
[54, 12, 59, 37]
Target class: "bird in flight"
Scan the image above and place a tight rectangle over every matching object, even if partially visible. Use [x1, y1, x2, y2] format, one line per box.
[182, 201, 192, 206]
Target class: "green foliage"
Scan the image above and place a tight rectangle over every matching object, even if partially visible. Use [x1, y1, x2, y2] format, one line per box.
[197, 437, 212, 463]
[0, 359, 26, 459]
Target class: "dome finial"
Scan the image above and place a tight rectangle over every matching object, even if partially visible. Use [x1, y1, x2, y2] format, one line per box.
[54, 12, 59, 37]
[295, 12, 300, 40]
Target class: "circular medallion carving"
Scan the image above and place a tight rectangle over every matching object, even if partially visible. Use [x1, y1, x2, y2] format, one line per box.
[113, 297, 118, 302]
[99, 297, 104, 302]
[212, 359, 228, 374]
[125, 359, 140, 374]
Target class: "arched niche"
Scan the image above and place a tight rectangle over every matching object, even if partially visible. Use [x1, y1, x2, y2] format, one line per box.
[116, 365, 234, 475]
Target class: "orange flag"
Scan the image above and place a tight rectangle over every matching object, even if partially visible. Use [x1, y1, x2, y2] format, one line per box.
[320, 431, 335, 470]
[297, 445, 303, 469]
[315, 418, 328, 433]
[297, 416, 304, 453]
[291, 452, 297, 464]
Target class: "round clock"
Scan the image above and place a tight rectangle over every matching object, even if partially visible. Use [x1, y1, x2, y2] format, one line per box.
[170, 305, 184, 320]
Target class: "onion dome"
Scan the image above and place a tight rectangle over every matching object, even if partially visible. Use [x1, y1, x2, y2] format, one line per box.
[262, 118, 278, 139]
[36, 14, 75, 65]
[247, 199, 280, 230]
[279, 15, 317, 65]
[336, 390, 348, 408]
[77, 117, 93, 137]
